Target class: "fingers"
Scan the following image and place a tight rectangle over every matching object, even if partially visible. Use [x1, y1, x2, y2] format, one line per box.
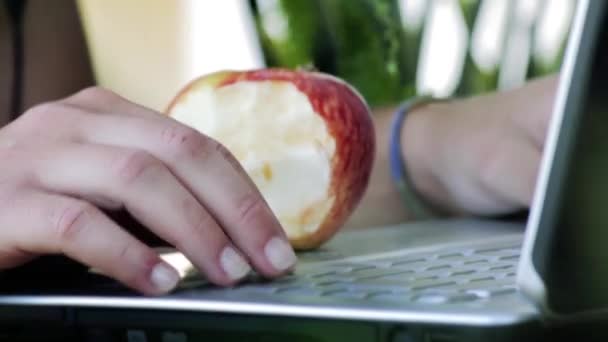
[61, 87, 158, 118]
[0, 189, 180, 295]
[33, 142, 253, 285]
[76, 112, 297, 277]
[6, 88, 296, 287]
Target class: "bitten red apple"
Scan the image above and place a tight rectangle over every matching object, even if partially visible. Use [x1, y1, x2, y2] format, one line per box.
[165, 68, 375, 250]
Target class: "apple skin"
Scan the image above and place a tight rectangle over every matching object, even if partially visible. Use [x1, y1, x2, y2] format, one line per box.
[166, 68, 376, 250]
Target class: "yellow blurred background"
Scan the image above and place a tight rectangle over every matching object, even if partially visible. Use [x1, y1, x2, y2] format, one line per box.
[76, 0, 574, 112]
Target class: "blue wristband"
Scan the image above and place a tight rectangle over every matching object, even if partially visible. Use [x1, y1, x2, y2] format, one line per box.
[389, 96, 442, 219]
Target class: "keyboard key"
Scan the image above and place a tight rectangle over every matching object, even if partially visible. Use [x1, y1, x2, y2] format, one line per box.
[354, 268, 414, 280]
[372, 256, 427, 268]
[368, 292, 412, 302]
[447, 293, 481, 303]
[474, 243, 520, 253]
[325, 263, 376, 273]
[308, 270, 339, 278]
[474, 247, 520, 258]
[411, 280, 457, 291]
[237, 285, 281, 294]
[297, 250, 343, 262]
[308, 274, 356, 284]
[314, 279, 348, 287]
[488, 264, 515, 271]
[381, 273, 417, 282]
[424, 264, 451, 272]
[276, 286, 322, 296]
[457, 277, 515, 290]
[469, 276, 496, 283]
[437, 252, 466, 260]
[412, 293, 450, 304]
[499, 255, 520, 261]
[321, 289, 369, 299]
[390, 258, 427, 267]
[412, 275, 440, 282]
[344, 283, 409, 293]
[449, 271, 498, 284]
[450, 269, 477, 276]
[463, 258, 490, 266]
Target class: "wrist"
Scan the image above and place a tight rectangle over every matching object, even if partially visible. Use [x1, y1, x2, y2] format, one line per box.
[399, 100, 460, 216]
[389, 97, 454, 219]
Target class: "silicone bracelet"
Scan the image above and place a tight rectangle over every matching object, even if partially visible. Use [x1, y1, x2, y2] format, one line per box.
[389, 96, 442, 219]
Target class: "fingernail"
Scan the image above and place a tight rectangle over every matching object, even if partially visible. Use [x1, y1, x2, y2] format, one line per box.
[220, 246, 251, 280]
[264, 236, 297, 272]
[150, 262, 180, 293]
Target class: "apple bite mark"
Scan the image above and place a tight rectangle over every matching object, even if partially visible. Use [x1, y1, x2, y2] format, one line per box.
[167, 69, 375, 250]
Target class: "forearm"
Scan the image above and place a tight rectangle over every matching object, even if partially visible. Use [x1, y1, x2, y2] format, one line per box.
[401, 74, 559, 217]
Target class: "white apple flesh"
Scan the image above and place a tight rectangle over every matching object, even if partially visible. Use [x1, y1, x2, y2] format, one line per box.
[166, 69, 375, 250]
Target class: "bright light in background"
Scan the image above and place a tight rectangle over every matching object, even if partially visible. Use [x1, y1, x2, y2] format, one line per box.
[470, 0, 511, 73]
[498, 0, 542, 89]
[533, 0, 575, 68]
[161, 251, 196, 279]
[188, 0, 266, 78]
[516, 0, 543, 22]
[399, 0, 428, 32]
[416, 0, 468, 98]
[257, 0, 289, 42]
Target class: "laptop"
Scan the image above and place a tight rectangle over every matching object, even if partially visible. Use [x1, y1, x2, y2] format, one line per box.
[0, 0, 607, 340]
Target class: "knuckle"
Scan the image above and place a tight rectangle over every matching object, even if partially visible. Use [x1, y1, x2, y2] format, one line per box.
[113, 150, 161, 185]
[0, 142, 20, 163]
[160, 124, 208, 161]
[214, 141, 242, 174]
[213, 141, 242, 171]
[54, 201, 96, 242]
[235, 192, 267, 227]
[0, 165, 33, 210]
[74, 86, 118, 102]
[213, 140, 234, 161]
[0, 183, 24, 216]
[20, 102, 62, 128]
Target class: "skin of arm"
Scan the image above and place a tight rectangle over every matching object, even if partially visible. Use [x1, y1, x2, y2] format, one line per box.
[401, 75, 559, 217]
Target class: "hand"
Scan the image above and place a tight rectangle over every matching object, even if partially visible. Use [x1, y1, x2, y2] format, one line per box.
[0, 87, 297, 295]
[402, 75, 558, 217]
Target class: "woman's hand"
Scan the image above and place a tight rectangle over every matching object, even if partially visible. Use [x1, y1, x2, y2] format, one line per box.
[402, 75, 558, 217]
[0, 87, 297, 295]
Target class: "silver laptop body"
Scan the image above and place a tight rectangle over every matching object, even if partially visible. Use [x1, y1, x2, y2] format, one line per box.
[0, 1, 606, 340]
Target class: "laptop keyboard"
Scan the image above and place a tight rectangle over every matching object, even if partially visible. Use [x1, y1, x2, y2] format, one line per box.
[179, 241, 521, 305]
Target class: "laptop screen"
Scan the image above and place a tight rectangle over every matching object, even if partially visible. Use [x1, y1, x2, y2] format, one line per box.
[521, 0, 608, 314]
